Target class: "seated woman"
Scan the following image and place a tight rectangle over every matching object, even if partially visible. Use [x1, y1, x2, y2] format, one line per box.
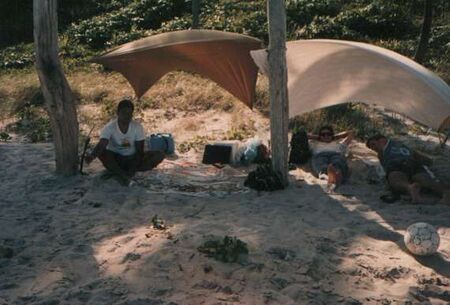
[308, 126, 353, 189]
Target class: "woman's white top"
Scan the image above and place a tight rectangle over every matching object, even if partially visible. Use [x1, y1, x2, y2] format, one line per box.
[310, 140, 347, 155]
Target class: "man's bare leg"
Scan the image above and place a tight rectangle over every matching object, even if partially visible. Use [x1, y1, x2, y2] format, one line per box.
[327, 164, 343, 187]
[388, 171, 423, 204]
[98, 150, 132, 186]
[412, 173, 450, 205]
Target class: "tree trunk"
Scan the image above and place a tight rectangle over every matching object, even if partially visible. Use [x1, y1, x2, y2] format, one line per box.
[192, 0, 201, 29]
[414, 0, 433, 64]
[34, 0, 79, 175]
[267, 0, 289, 186]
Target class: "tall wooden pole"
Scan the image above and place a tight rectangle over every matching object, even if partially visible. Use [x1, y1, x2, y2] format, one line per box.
[192, 0, 201, 29]
[34, 0, 79, 175]
[267, 0, 289, 185]
[414, 0, 433, 64]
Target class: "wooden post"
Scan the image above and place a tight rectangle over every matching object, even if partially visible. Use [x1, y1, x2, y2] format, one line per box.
[192, 0, 201, 29]
[267, 0, 289, 186]
[414, 0, 433, 64]
[34, 0, 79, 175]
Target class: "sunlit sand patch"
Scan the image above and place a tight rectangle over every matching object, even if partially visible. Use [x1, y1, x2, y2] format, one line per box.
[93, 224, 185, 277]
[24, 267, 65, 297]
[337, 236, 415, 300]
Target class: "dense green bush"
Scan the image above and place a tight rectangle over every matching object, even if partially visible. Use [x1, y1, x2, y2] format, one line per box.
[67, 0, 189, 49]
[336, 3, 417, 39]
[295, 16, 344, 39]
[286, 0, 342, 28]
[201, 1, 268, 41]
[0, 44, 34, 69]
[158, 16, 192, 32]
[429, 24, 450, 49]
[296, 2, 417, 41]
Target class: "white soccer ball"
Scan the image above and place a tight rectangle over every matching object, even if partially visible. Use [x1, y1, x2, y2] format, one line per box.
[404, 222, 440, 256]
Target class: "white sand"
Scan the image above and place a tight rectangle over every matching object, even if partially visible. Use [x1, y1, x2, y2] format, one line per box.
[1, 135, 450, 305]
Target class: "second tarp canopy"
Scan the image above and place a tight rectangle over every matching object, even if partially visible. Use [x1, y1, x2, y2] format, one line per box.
[92, 30, 262, 107]
[251, 39, 450, 131]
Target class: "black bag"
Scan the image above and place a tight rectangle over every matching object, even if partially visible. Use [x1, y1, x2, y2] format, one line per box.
[202, 144, 232, 164]
[244, 164, 285, 191]
[289, 129, 311, 164]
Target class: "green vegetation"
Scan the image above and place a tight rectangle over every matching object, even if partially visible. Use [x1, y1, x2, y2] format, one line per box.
[0, 0, 449, 143]
[198, 236, 248, 263]
[1, 0, 448, 79]
[290, 104, 396, 140]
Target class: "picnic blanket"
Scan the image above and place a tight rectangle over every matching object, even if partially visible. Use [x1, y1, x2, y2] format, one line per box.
[136, 160, 250, 198]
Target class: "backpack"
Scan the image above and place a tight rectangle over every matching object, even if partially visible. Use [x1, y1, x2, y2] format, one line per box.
[289, 129, 311, 164]
[148, 133, 175, 155]
[244, 163, 285, 191]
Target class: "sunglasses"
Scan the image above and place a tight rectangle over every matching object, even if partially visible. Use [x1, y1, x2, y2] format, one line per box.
[320, 132, 333, 137]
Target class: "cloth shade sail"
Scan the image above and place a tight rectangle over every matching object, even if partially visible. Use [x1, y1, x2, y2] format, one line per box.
[92, 30, 262, 107]
[251, 39, 450, 131]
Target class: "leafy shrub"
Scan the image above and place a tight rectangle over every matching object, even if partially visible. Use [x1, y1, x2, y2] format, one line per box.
[429, 25, 450, 50]
[158, 16, 192, 32]
[107, 28, 149, 46]
[375, 39, 417, 57]
[14, 104, 52, 142]
[0, 132, 12, 142]
[178, 135, 214, 153]
[288, 103, 409, 140]
[0, 43, 34, 69]
[335, 3, 417, 39]
[296, 2, 417, 41]
[201, 1, 268, 41]
[295, 16, 343, 39]
[67, 0, 189, 49]
[427, 25, 450, 82]
[100, 99, 118, 123]
[286, 0, 342, 28]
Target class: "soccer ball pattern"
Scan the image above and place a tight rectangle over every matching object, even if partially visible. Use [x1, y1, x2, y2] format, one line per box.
[404, 222, 440, 256]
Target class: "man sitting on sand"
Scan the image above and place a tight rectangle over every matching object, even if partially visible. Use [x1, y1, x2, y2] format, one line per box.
[308, 126, 353, 189]
[85, 99, 165, 186]
[366, 134, 450, 205]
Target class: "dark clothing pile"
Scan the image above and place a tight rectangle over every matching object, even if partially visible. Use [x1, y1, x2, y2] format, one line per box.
[244, 163, 285, 191]
[288, 129, 311, 164]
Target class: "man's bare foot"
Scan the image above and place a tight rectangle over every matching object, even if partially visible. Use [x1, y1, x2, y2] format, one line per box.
[327, 164, 343, 187]
[408, 183, 423, 204]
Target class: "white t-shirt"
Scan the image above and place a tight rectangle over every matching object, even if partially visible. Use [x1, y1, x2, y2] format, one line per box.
[310, 140, 347, 155]
[100, 119, 145, 156]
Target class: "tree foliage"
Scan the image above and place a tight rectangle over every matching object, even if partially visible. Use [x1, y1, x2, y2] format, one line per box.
[0, 0, 449, 77]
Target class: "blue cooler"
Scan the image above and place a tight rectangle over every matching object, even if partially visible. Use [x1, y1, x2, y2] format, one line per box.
[148, 133, 175, 155]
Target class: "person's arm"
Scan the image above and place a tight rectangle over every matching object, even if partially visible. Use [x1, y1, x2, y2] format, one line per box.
[335, 130, 353, 140]
[307, 133, 319, 140]
[341, 130, 354, 146]
[85, 138, 108, 164]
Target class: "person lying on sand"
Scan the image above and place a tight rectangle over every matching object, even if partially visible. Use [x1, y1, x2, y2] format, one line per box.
[308, 126, 353, 190]
[85, 99, 165, 186]
[366, 134, 450, 205]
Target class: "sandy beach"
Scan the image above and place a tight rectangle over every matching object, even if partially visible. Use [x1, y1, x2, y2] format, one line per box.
[1, 133, 449, 305]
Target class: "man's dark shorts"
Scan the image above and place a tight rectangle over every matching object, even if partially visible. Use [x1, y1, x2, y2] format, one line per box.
[311, 152, 349, 178]
[100, 150, 164, 172]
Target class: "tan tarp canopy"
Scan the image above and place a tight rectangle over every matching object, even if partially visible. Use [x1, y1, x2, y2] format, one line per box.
[251, 39, 450, 131]
[92, 30, 262, 107]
